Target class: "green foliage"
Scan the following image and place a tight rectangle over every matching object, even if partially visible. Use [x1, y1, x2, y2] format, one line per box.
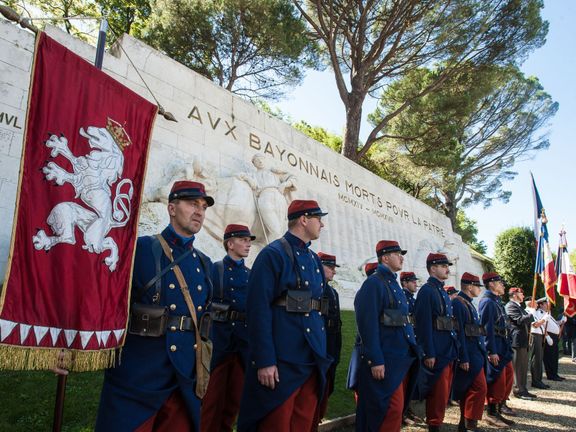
[292, 121, 342, 153]
[5, 0, 151, 45]
[370, 64, 557, 228]
[141, 0, 318, 99]
[96, 0, 152, 41]
[7, 0, 99, 41]
[295, 0, 549, 160]
[493, 226, 537, 291]
[454, 210, 487, 254]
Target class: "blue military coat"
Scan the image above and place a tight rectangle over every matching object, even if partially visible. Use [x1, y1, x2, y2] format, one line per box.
[452, 292, 487, 400]
[95, 226, 212, 432]
[478, 290, 513, 384]
[351, 264, 418, 431]
[237, 231, 331, 432]
[210, 255, 250, 369]
[404, 288, 416, 314]
[413, 277, 458, 399]
[325, 284, 342, 367]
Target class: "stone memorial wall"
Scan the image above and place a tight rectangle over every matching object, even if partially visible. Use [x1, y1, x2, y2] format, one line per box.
[0, 20, 487, 308]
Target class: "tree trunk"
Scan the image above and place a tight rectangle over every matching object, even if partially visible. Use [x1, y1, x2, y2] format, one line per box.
[342, 96, 363, 162]
[444, 192, 457, 231]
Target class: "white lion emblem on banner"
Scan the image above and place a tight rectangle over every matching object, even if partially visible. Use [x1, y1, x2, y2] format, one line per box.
[32, 118, 134, 271]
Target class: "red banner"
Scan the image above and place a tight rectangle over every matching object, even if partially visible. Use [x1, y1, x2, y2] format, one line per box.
[0, 33, 157, 370]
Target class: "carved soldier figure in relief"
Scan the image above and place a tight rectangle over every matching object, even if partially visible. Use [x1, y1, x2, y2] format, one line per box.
[237, 154, 297, 242]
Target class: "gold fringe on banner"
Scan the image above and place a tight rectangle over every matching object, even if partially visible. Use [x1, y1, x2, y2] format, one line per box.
[0, 345, 118, 372]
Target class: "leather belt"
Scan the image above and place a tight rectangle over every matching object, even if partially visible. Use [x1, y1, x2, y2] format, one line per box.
[273, 296, 323, 312]
[166, 315, 194, 332]
[228, 310, 246, 321]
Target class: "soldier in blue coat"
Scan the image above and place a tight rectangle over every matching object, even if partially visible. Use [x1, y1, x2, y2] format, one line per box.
[200, 224, 255, 432]
[478, 272, 515, 428]
[313, 252, 342, 428]
[400, 271, 419, 315]
[352, 240, 419, 431]
[237, 199, 331, 432]
[452, 272, 487, 432]
[413, 253, 458, 432]
[95, 180, 214, 431]
[399, 271, 423, 426]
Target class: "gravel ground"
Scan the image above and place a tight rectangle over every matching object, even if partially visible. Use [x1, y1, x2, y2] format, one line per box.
[332, 355, 576, 431]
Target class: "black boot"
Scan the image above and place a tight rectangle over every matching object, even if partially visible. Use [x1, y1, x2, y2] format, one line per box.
[428, 426, 440, 432]
[458, 412, 466, 432]
[485, 403, 508, 427]
[497, 403, 515, 426]
[465, 418, 479, 432]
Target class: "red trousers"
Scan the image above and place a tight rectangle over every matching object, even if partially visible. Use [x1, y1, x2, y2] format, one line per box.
[135, 391, 192, 432]
[504, 361, 514, 400]
[200, 353, 245, 432]
[259, 372, 319, 432]
[487, 361, 514, 404]
[378, 373, 410, 431]
[426, 363, 454, 426]
[460, 368, 487, 421]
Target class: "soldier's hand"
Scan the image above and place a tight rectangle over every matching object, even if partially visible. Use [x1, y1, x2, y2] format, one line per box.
[459, 362, 470, 371]
[371, 364, 385, 380]
[51, 349, 69, 376]
[257, 365, 279, 389]
[488, 354, 500, 366]
[424, 357, 436, 369]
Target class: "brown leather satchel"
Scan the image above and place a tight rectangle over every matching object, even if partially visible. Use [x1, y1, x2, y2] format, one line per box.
[156, 235, 213, 399]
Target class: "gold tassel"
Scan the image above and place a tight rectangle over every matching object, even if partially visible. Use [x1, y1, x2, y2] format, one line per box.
[0, 345, 118, 371]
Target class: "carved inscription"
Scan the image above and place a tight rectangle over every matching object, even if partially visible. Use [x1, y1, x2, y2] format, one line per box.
[186, 104, 446, 237]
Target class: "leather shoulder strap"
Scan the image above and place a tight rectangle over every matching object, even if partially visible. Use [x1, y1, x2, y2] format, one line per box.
[279, 237, 301, 289]
[215, 260, 225, 299]
[135, 236, 191, 303]
[156, 235, 199, 330]
[374, 271, 395, 308]
[454, 296, 472, 322]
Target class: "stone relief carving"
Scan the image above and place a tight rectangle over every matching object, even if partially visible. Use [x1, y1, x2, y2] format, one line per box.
[142, 153, 297, 257]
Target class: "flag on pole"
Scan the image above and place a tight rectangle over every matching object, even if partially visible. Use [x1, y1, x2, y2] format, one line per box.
[0, 33, 157, 371]
[530, 172, 544, 241]
[555, 229, 576, 317]
[531, 173, 557, 304]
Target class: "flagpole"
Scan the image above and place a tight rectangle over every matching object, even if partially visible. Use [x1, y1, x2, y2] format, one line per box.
[51, 18, 109, 432]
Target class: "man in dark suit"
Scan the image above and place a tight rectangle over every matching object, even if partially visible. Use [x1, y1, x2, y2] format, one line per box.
[505, 287, 538, 401]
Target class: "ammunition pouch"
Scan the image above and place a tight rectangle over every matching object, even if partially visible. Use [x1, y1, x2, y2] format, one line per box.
[434, 315, 455, 332]
[273, 291, 327, 314]
[380, 309, 410, 327]
[210, 302, 231, 322]
[198, 313, 212, 340]
[286, 290, 312, 313]
[465, 323, 486, 337]
[128, 303, 168, 337]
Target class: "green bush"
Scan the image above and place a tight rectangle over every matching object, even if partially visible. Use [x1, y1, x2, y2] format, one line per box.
[493, 226, 538, 292]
